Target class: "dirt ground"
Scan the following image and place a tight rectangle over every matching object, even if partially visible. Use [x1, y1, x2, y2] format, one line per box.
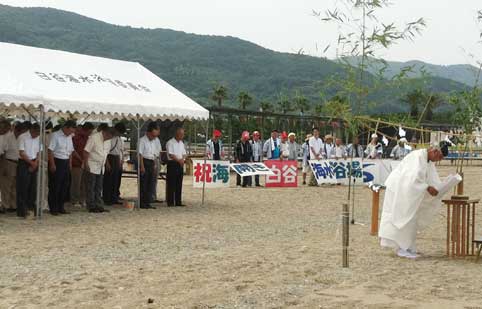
[1, 163, 481, 308]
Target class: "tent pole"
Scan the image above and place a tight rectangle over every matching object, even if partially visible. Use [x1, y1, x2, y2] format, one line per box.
[36, 105, 45, 219]
[201, 115, 210, 205]
[136, 115, 141, 210]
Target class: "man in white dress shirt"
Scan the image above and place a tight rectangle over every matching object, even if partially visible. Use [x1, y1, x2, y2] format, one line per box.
[308, 128, 323, 186]
[48, 120, 76, 216]
[16, 123, 41, 218]
[103, 123, 126, 206]
[84, 126, 115, 213]
[166, 128, 187, 207]
[1, 122, 30, 212]
[138, 122, 161, 209]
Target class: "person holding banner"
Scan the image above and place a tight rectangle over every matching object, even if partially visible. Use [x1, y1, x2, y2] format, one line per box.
[250, 131, 263, 187]
[323, 135, 335, 159]
[166, 128, 187, 207]
[347, 137, 364, 158]
[390, 137, 410, 160]
[280, 131, 289, 160]
[308, 128, 323, 186]
[301, 134, 312, 185]
[263, 129, 281, 160]
[206, 129, 224, 160]
[235, 131, 253, 187]
[365, 133, 383, 159]
[332, 138, 348, 160]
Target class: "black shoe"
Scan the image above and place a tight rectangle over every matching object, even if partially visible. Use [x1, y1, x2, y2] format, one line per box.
[50, 211, 59, 216]
[0, 208, 5, 214]
[175, 204, 186, 207]
[302, 181, 306, 185]
[97, 207, 110, 213]
[103, 202, 113, 206]
[6, 209, 16, 213]
[88, 208, 101, 213]
[140, 205, 152, 209]
[167, 204, 174, 207]
[59, 210, 70, 214]
[255, 184, 263, 187]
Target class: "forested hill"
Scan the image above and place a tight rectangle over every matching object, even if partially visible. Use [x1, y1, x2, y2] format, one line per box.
[0, 4, 468, 113]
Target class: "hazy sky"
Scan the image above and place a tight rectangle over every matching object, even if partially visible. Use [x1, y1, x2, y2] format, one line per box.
[1, 0, 481, 65]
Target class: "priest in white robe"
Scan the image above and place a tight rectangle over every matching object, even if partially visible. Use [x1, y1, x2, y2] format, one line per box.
[379, 143, 457, 259]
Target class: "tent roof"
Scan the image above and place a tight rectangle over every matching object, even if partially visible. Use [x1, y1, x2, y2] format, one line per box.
[0, 42, 209, 120]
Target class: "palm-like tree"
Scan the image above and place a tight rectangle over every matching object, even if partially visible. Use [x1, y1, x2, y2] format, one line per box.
[259, 101, 273, 113]
[238, 91, 253, 110]
[402, 89, 424, 119]
[277, 95, 293, 114]
[293, 91, 310, 115]
[211, 85, 228, 107]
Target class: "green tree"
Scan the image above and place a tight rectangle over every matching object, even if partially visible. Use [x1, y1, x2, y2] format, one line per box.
[293, 91, 310, 115]
[238, 91, 253, 110]
[259, 101, 273, 113]
[277, 95, 293, 114]
[402, 89, 424, 119]
[211, 85, 228, 107]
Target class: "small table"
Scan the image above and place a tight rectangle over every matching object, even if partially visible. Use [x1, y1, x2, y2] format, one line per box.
[443, 199, 480, 257]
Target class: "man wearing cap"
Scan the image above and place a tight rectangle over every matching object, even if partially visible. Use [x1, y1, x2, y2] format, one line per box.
[206, 129, 224, 160]
[286, 132, 300, 161]
[48, 120, 76, 215]
[301, 134, 312, 185]
[390, 137, 411, 160]
[323, 134, 335, 159]
[365, 134, 383, 159]
[235, 131, 252, 187]
[379, 142, 452, 259]
[280, 131, 289, 160]
[250, 131, 263, 187]
[263, 130, 281, 160]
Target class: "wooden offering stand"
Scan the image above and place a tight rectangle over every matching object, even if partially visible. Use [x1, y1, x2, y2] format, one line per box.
[443, 195, 479, 257]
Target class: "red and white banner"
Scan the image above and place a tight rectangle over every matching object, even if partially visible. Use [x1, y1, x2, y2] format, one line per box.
[264, 160, 298, 187]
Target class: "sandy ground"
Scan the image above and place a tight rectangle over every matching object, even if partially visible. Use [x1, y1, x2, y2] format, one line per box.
[1, 163, 482, 308]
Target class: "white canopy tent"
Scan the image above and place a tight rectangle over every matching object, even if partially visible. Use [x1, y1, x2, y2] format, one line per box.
[0, 42, 209, 217]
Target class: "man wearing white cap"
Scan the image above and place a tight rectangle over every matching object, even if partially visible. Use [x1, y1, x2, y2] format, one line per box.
[365, 133, 383, 159]
[286, 132, 299, 161]
[390, 137, 410, 160]
[323, 135, 335, 159]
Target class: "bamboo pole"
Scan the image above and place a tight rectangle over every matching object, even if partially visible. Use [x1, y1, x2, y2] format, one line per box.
[342, 203, 349, 268]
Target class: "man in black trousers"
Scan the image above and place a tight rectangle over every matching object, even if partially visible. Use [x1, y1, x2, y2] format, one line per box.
[103, 123, 126, 205]
[166, 128, 187, 207]
[138, 122, 161, 209]
[16, 123, 40, 218]
[235, 131, 253, 187]
[48, 120, 76, 215]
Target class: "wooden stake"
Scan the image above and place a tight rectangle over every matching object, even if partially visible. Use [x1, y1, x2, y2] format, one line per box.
[370, 190, 380, 236]
[342, 203, 349, 268]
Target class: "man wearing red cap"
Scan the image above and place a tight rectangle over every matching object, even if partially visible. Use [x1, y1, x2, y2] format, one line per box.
[235, 131, 252, 187]
[206, 129, 224, 160]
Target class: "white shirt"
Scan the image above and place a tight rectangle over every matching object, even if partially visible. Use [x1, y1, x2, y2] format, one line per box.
[18, 131, 41, 160]
[332, 145, 347, 159]
[4, 131, 19, 161]
[138, 135, 161, 160]
[84, 132, 111, 175]
[166, 138, 187, 160]
[108, 136, 124, 157]
[49, 130, 74, 160]
[323, 143, 335, 159]
[308, 136, 323, 159]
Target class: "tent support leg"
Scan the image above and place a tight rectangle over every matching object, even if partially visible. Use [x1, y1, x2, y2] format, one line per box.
[201, 115, 210, 205]
[136, 116, 141, 210]
[36, 105, 45, 219]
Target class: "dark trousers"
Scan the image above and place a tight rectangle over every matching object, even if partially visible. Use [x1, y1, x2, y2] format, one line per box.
[103, 155, 122, 204]
[48, 158, 70, 213]
[140, 159, 156, 207]
[166, 161, 183, 206]
[86, 172, 103, 210]
[16, 160, 37, 217]
[253, 158, 261, 186]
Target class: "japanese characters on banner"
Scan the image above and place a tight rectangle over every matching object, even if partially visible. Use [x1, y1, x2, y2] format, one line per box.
[264, 160, 298, 187]
[230, 163, 275, 177]
[309, 159, 400, 185]
[192, 160, 230, 188]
